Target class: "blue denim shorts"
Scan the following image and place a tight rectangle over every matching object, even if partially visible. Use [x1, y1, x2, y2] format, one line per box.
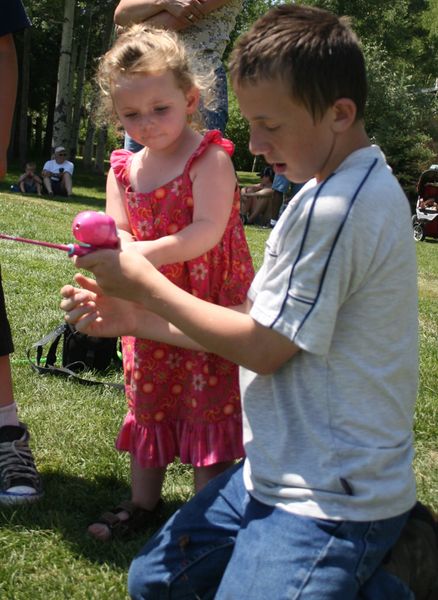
[128, 462, 413, 599]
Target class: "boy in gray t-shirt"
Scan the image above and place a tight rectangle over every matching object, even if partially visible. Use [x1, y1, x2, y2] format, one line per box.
[61, 5, 436, 599]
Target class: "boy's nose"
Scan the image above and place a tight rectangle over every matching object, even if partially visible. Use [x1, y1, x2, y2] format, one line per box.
[249, 130, 270, 158]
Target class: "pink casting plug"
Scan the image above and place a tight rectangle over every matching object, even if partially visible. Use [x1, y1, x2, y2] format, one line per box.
[70, 211, 119, 256]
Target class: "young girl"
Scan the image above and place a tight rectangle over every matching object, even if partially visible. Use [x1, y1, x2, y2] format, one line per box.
[89, 24, 254, 541]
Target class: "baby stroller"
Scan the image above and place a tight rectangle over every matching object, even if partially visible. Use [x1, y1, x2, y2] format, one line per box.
[412, 165, 438, 242]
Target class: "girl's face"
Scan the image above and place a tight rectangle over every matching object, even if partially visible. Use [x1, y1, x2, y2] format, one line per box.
[112, 70, 199, 152]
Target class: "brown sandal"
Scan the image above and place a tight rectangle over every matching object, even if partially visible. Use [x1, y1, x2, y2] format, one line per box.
[89, 499, 165, 540]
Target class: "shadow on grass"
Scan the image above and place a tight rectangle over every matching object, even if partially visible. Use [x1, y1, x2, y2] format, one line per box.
[0, 471, 183, 568]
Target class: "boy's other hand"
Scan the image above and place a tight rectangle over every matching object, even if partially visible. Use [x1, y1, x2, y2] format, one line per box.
[60, 273, 139, 338]
[73, 248, 159, 306]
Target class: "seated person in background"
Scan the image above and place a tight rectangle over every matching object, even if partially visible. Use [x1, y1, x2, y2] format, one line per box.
[18, 161, 42, 195]
[270, 173, 291, 225]
[42, 146, 74, 197]
[240, 166, 274, 225]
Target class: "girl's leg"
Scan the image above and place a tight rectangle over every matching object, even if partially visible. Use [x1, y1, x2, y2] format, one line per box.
[194, 460, 235, 493]
[88, 457, 166, 541]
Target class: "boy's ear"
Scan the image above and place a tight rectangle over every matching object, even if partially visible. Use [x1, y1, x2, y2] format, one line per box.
[331, 98, 357, 133]
[186, 86, 200, 115]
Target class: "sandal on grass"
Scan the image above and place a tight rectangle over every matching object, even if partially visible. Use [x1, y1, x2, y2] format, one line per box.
[88, 499, 165, 541]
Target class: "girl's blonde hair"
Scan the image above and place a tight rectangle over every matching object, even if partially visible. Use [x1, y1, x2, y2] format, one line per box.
[97, 24, 211, 130]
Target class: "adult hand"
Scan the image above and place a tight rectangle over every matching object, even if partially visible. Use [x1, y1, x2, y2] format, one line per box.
[165, 0, 206, 23]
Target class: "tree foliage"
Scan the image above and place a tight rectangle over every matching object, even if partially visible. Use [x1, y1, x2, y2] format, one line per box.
[227, 0, 438, 192]
[11, 0, 438, 190]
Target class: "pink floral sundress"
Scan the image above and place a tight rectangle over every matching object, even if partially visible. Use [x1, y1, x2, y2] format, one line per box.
[111, 130, 255, 467]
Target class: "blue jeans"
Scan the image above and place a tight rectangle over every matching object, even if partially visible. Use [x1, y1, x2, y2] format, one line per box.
[128, 462, 413, 599]
[124, 65, 229, 153]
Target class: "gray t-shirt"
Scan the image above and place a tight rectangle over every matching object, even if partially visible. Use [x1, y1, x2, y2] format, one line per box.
[241, 145, 418, 521]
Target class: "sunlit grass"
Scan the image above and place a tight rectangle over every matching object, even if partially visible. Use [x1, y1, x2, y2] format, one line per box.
[0, 166, 436, 598]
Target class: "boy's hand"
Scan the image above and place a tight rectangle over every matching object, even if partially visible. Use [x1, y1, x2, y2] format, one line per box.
[73, 248, 158, 306]
[60, 273, 140, 337]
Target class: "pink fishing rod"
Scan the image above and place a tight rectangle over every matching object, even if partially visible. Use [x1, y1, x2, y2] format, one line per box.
[0, 211, 119, 256]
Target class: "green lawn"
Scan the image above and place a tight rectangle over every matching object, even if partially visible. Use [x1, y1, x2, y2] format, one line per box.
[0, 164, 436, 599]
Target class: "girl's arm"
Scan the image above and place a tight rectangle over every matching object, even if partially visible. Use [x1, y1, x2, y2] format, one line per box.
[131, 145, 236, 268]
[106, 167, 136, 246]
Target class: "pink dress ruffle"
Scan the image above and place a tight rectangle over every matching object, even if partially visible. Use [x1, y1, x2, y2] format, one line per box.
[111, 131, 254, 468]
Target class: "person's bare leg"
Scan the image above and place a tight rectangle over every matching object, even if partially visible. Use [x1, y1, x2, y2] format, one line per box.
[247, 196, 270, 225]
[240, 194, 251, 218]
[88, 457, 166, 541]
[269, 190, 284, 222]
[43, 176, 53, 194]
[61, 172, 72, 196]
[194, 461, 235, 493]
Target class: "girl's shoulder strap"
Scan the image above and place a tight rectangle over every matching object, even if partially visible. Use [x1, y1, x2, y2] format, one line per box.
[185, 130, 235, 173]
[110, 149, 134, 188]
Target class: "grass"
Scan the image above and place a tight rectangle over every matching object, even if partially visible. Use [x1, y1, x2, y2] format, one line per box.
[0, 163, 437, 599]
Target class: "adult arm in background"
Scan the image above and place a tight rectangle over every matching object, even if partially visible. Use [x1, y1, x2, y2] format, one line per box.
[41, 163, 55, 178]
[62, 249, 300, 375]
[114, 0, 233, 30]
[0, 34, 18, 179]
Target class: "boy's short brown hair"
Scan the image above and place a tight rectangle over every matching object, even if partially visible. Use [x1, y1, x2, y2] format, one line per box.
[229, 4, 367, 121]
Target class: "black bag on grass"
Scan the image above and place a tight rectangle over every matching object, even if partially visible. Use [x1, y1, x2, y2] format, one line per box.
[27, 322, 124, 389]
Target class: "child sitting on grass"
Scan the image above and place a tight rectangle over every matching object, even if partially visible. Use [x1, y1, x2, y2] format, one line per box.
[18, 161, 42, 196]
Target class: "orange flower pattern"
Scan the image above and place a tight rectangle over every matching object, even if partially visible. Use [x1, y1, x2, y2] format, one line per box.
[111, 131, 255, 468]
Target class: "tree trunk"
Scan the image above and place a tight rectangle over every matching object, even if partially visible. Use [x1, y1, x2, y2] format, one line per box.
[70, 6, 93, 160]
[83, 1, 117, 171]
[66, 37, 78, 137]
[52, 0, 75, 151]
[82, 115, 96, 169]
[94, 126, 108, 174]
[35, 115, 43, 155]
[44, 92, 56, 157]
